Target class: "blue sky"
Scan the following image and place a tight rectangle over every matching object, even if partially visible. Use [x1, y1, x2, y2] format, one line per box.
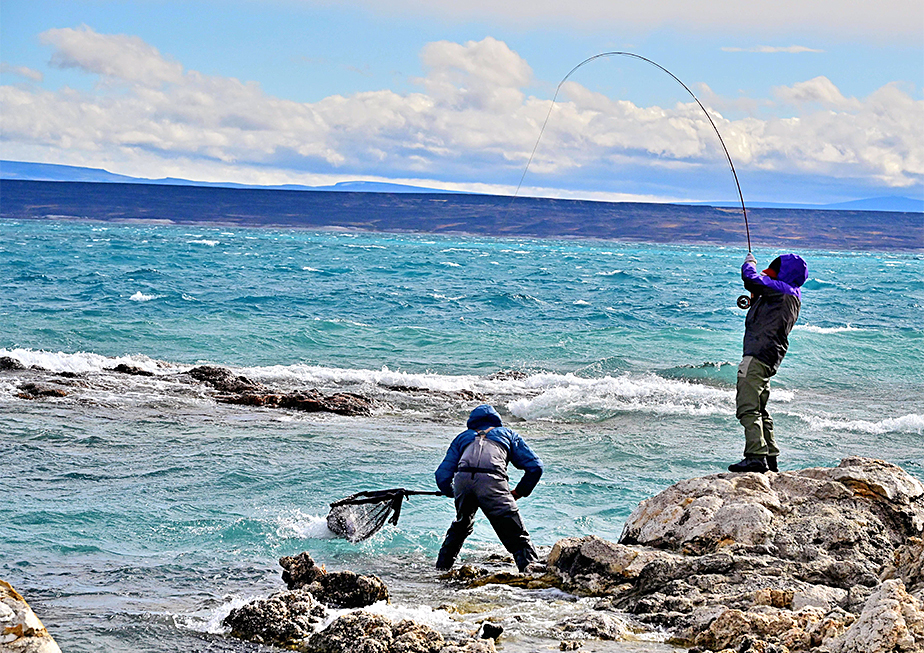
[1, 0, 922, 205]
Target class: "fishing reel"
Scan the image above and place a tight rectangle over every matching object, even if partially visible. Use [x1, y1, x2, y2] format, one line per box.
[737, 295, 751, 310]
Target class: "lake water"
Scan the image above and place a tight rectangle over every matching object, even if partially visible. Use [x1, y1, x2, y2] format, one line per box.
[2, 216, 921, 651]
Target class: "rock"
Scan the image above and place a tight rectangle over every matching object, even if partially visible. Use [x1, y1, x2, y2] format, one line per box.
[547, 536, 676, 592]
[478, 623, 503, 640]
[280, 552, 389, 608]
[0, 580, 62, 653]
[888, 538, 924, 598]
[218, 389, 374, 416]
[109, 363, 154, 376]
[548, 458, 924, 652]
[619, 457, 923, 577]
[0, 357, 26, 371]
[16, 383, 67, 399]
[824, 579, 924, 653]
[307, 612, 446, 653]
[556, 611, 632, 640]
[185, 365, 263, 393]
[222, 588, 327, 648]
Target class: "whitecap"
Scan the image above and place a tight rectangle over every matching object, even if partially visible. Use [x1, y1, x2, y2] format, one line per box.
[439, 261, 461, 267]
[794, 324, 865, 334]
[129, 291, 157, 302]
[187, 239, 219, 246]
[796, 412, 924, 434]
[0, 348, 161, 375]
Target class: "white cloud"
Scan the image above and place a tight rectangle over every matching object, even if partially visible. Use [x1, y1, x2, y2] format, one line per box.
[773, 76, 861, 109]
[301, 0, 923, 42]
[40, 25, 183, 86]
[2, 30, 922, 199]
[0, 63, 44, 82]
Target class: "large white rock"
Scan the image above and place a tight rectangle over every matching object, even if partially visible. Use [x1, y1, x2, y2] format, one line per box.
[825, 579, 924, 653]
[0, 580, 62, 653]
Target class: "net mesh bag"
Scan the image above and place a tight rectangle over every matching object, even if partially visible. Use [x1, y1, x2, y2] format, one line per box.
[326, 489, 409, 543]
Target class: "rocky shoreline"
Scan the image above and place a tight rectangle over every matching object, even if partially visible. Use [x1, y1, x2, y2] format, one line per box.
[222, 457, 923, 652]
[1, 357, 375, 416]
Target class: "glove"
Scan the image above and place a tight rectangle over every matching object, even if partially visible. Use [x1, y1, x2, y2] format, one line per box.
[744, 252, 757, 265]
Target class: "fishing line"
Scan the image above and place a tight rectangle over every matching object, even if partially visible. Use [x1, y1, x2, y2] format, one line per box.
[514, 51, 752, 252]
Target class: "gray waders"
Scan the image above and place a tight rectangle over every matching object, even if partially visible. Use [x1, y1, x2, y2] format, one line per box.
[436, 429, 539, 572]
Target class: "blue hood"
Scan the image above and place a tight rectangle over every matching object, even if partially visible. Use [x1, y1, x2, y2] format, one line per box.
[466, 404, 503, 431]
[778, 254, 808, 288]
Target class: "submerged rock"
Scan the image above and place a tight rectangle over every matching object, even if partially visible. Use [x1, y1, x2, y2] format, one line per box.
[547, 457, 924, 652]
[0, 580, 62, 653]
[280, 551, 389, 608]
[15, 383, 67, 399]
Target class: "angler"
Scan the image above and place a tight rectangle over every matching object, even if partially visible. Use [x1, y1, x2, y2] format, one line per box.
[434, 404, 544, 573]
[729, 252, 808, 474]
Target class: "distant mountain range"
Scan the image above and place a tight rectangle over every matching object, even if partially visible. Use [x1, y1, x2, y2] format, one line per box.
[1, 160, 922, 213]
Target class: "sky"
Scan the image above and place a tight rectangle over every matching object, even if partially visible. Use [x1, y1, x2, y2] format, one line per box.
[1, 0, 922, 205]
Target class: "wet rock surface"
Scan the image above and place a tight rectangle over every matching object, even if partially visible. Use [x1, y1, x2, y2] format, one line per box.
[225, 553, 497, 652]
[547, 457, 924, 652]
[280, 551, 390, 608]
[222, 589, 327, 648]
[2, 359, 374, 416]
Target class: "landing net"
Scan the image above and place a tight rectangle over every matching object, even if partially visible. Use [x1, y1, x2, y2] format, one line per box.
[326, 488, 441, 543]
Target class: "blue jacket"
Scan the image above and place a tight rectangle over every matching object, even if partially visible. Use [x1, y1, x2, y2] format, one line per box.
[742, 254, 807, 374]
[435, 405, 543, 498]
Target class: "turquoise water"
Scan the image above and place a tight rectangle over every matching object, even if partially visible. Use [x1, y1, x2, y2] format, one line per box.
[2, 218, 922, 652]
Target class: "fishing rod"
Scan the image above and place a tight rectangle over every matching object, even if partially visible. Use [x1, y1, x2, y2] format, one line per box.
[515, 51, 754, 307]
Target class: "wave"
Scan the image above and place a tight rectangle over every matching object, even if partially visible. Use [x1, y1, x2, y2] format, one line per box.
[1, 348, 165, 374]
[186, 239, 220, 246]
[794, 324, 866, 334]
[0, 348, 794, 423]
[795, 412, 924, 434]
[129, 291, 158, 302]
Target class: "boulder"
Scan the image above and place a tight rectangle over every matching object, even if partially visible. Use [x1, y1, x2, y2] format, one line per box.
[308, 612, 446, 653]
[0, 580, 62, 653]
[185, 365, 263, 393]
[824, 579, 924, 653]
[547, 458, 924, 652]
[0, 357, 26, 371]
[222, 589, 327, 648]
[280, 552, 389, 608]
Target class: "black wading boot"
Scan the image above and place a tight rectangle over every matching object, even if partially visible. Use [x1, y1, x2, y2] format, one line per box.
[728, 457, 768, 473]
[766, 456, 778, 473]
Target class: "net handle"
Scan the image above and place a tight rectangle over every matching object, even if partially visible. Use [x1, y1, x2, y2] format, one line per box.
[329, 489, 443, 508]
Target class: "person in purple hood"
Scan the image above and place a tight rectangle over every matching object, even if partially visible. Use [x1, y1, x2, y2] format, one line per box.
[729, 252, 808, 474]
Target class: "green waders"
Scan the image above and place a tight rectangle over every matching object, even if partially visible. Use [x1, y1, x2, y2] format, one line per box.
[736, 356, 779, 458]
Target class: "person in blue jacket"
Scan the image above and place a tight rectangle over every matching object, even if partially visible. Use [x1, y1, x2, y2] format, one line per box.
[730, 252, 808, 474]
[435, 404, 543, 573]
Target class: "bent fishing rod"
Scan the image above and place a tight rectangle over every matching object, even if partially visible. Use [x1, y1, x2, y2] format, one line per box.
[515, 51, 752, 253]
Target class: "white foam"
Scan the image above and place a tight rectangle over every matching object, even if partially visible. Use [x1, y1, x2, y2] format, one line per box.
[275, 512, 337, 540]
[797, 412, 924, 434]
[0, 348, 163, 375]
[129, 291, 157, 302]
[794, 324, 865, 334]
[187, 239, 219, 246]
[508, 373, 735, 420]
